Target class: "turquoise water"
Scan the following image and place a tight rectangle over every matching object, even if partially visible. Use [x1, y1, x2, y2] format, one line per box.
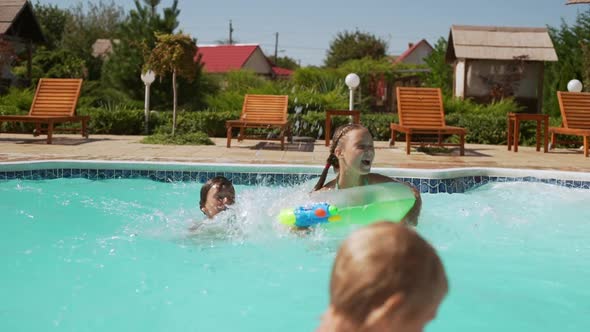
[1, 178, 589, 331]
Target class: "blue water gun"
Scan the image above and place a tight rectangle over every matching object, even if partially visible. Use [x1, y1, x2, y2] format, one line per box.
[278, 202, 341, 227]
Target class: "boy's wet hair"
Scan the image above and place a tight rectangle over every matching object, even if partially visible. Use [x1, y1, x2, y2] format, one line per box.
[313, 123, 367, 191]
[199, 176, 234, 211]
[329, 222, 447, 324]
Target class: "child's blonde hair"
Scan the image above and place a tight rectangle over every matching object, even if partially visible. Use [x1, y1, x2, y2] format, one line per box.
[329, 222, 447, 325]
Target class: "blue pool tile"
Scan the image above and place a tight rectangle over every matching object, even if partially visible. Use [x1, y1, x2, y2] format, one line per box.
[96, 169, 108, 180]
[181, 172, 191, 182]
[104, 169, 115, 179]
[197, 172, 207, 184]
[418, 179, 429, 193]
[188, 171, 198, 182]
[172, 171, 182, 182]
[44, 169, 57, 179]
[154, 171, 165, 181]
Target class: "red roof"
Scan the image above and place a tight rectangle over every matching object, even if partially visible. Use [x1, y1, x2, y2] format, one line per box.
[393, 39, 433, 64]
[195, 44, 259, 73]
[272, 66, 293, 76]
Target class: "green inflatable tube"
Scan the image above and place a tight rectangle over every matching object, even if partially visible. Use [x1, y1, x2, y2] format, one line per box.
[278, 182, 416, 228]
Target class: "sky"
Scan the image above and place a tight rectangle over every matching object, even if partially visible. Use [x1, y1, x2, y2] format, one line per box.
[39, 0, 585, 66]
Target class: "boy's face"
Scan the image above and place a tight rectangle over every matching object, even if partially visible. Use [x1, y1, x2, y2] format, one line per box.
[201, 184, 235, 218]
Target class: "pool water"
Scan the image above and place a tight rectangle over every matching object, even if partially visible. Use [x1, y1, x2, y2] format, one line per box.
[1, 178, 589, 331]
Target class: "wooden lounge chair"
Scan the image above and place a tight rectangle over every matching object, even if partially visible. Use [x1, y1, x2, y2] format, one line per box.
[390, 87, 467, 155]
[549, 91, 590, 157]
[226, 94, 290, 150]
[0, 78, 88, 144]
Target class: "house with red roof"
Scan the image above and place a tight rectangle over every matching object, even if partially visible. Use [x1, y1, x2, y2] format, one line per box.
[194, 44, 293, 79]
[392, 39, 433, 65]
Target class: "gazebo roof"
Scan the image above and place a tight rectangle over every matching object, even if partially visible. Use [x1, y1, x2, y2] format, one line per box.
[446, 25, 558, 62]
[0, 0, 45, 43]
[566, 0, 590, 4]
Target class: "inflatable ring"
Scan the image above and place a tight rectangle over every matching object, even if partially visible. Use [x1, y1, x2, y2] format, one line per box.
[278, 182, 416, 227]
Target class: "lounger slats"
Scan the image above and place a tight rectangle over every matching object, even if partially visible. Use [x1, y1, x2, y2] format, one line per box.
[549, 91, 590, 157]
[0, 78, 88, 144]
[226, 94, 290, 150]
[390, 87, 466, 155]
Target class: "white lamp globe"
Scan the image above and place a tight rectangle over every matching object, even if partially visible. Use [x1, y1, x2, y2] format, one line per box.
[567, 79, 583, 92]
[345, 73, 360, 89]
[141, 70, 156, 85]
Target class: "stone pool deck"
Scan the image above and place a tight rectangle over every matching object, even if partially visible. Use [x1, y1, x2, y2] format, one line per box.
[0, 133, 588, 172]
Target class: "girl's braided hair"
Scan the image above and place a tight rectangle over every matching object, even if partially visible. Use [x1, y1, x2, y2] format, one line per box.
[313, 123, 366, 191]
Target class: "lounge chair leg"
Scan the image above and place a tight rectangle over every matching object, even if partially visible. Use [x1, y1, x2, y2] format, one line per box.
[536, 121, 541, 151]
[390, 128, 396, 146]
[226, 126, 232, 148]
[47, 122, 53, 144]
[34, 123, 41, 137]
[507, 115, 513, 151]
[82, 119, 89, 138]
[460, 134, 465, 156]
[406, 133, 411, 155]
[584, 136, 588, 157]
[238, 128, 245, 142]
[280, 135, 285, 151]
[550, 132, 556, 150]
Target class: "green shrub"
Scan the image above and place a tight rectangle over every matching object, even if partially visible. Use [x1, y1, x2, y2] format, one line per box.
[0, 87, 34, 112]
[79, 107, 145, 135]
[444, 97, 531, 145]
[0, 88, 35, 133]
[151, 110, 240, 137]
[288, 111, 394, 141]
[141, 131, 214, 145]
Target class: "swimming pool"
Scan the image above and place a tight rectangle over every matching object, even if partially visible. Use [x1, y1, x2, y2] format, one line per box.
[1, 161, 589, 331]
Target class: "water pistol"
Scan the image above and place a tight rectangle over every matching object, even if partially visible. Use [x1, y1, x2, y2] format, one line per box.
[278, 202, 342, 227]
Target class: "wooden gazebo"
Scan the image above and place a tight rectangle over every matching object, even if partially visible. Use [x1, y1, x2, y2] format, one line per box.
[0, 0, 45, 88]
[446, 25, 558, 113]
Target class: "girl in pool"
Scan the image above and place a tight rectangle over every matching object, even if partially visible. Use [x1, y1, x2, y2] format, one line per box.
[313, 124, 422, 225]
[316, 222, 448, 332]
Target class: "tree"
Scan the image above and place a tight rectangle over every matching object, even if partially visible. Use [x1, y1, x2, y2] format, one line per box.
[145, 33, 200, 135]
[274, 55, 299, 70]
[62, 0, 125, 80]
[0, 37, 16, 70]
[33, 2, 72, 49]
[543, 12, 590, 116]
[420, 37, 453, 96]
[101, 0, 179, 100]
[324, 30, 388, 68]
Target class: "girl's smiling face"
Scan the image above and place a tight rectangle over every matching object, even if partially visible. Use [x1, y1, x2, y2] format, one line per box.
[336, 128, 375, 176]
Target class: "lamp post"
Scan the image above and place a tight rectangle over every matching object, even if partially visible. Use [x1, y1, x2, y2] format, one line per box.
[140, 70, 156, 134]
[567, 79, 583, 92]
[345, 73, 360, 111]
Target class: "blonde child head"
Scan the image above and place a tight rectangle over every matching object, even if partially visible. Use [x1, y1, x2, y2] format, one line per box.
[321, 222, 447, 331]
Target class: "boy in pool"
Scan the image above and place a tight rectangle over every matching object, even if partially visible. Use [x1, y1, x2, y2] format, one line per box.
[316, 222, 448, 332]
[199, 176, 236, 218]
[313, 124, 422, 225]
